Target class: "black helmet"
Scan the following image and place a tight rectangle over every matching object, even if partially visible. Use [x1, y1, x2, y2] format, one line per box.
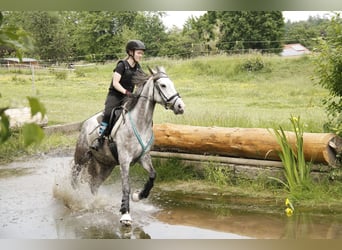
[126, 40, 146, 53]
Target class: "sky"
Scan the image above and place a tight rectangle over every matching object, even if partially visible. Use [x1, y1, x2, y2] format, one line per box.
[162, 11, 337, 29]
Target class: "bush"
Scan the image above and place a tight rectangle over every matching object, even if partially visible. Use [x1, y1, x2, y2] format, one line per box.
[239, 54, 266, 72]
[54, 70, 68, 80]
[313, 13, 342, 136]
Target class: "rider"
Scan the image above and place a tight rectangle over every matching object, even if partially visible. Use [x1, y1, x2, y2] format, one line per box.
[91, 40, 146, 150]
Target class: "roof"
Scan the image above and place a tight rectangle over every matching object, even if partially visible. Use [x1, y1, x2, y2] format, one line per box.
[281, 43, 311, 57]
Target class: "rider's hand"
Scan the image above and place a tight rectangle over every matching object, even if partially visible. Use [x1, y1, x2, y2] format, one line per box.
[125, 90, 132, 97]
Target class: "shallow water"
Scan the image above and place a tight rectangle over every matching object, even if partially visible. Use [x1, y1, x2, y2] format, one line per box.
[0, 155, 341, 239]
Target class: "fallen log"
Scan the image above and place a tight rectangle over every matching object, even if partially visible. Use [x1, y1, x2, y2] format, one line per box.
[152, 123, 342, 167]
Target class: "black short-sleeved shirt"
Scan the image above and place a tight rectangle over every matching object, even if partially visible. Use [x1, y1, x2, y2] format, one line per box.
[108, 60, 141, 97]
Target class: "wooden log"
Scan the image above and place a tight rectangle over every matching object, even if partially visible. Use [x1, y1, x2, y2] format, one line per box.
[152, 123, 342, 167]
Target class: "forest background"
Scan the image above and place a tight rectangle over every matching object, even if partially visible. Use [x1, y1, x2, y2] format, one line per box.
[0, 11, 333, 62]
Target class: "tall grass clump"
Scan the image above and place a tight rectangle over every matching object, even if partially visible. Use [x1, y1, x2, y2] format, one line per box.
[270, 115, 312, 196]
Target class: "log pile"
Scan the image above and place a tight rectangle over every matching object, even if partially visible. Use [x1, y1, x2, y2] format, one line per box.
[152, 123, 342, 167]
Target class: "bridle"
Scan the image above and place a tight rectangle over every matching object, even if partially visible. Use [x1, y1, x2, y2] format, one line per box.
[151, 72, 181, 110]
[138, 70, 181, 110]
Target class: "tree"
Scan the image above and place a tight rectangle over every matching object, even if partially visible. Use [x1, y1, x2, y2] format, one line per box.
[284, 16, 330, 50]
[132, 12, 168, 57]
[0, 11, 33, 59]
[182, 12, 219, 56]
[3, 11, 71, 62]
[215, 11, 284, 54]
[314, 13, 342, 136]
[158, 27, 193, 58]
[71, 11, 140, 61]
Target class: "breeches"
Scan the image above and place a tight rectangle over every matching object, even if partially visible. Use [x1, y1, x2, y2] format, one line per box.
[103, 94, 123, 124]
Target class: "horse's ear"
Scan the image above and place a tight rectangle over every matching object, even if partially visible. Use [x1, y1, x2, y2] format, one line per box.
[147, 65, 156, 75]
[156, 66, 166, 74]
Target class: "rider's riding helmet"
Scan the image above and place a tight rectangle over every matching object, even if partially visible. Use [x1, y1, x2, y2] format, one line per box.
[126, 40, 146, 54]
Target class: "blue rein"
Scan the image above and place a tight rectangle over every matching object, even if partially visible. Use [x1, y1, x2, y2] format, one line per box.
[128, 111, 154, 160]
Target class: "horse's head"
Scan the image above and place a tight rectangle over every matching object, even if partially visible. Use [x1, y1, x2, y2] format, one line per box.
[148, 66, 185, 115]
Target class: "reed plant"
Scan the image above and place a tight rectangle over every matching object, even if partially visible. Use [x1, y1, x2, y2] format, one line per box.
[270, 115, 312, 195]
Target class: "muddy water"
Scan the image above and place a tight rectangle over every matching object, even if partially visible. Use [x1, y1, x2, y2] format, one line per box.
[0, 154, 341, 239]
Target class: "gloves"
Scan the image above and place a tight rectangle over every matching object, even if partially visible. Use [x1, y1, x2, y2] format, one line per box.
[125, 90, 136, 98]
[125, 90, 132, 96]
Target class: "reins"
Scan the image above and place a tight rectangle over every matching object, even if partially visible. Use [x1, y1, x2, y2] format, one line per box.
[127, 111, 154, 160]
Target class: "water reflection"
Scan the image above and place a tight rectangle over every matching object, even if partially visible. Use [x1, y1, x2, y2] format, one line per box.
[282, 212, 342, 239]
[152, 189, 342, 239]
[54, 208, 152, 239]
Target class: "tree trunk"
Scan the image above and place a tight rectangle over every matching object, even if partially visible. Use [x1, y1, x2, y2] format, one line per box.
[152, 123, 342, 166]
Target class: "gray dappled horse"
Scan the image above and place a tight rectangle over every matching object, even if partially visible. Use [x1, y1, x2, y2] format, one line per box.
[71, 66, 185, 226]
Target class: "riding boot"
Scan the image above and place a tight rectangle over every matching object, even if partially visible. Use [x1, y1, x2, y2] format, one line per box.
[90, 122, 108, 151]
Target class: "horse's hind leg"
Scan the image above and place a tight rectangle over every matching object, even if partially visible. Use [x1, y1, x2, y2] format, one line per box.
[133, 153, 156, 201]
[87, 159, 115, 195]
[71, 150, 92, 189]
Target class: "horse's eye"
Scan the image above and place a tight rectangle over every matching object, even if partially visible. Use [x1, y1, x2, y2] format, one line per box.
[160, 83, 166, 88]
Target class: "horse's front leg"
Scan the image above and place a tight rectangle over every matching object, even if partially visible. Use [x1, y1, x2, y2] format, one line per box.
[119, 161, 132, 226]
[132, 153, 156, 201]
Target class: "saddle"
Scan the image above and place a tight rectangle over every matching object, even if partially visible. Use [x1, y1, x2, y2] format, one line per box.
[96, 107, 123, 137]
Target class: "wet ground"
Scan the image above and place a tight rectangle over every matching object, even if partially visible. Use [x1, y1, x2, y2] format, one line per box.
[1, 154, 342, 239]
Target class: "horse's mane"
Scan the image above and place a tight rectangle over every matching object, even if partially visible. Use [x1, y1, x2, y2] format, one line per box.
[123, 67, 167, 111]
[123, 69, 150, 111]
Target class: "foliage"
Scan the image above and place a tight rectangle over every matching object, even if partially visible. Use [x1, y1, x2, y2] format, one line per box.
[270, 116, 312, 195]
[239, 53, 266, 72]
[2, 11, 70, 61]
[214, 11, 285, 54]
[204, 164, 232, 187]
[313, 13, 342, 136]
[0, 107, 11, 144]
[2, 11, 167, 61]
[2, 11, 337, 61]
[0, 11, 33, 60]
[159, 27, 194, 58]
[284, 16, 330, 50]
[133, 12, 168, 57]
[154, 158, 203, 181]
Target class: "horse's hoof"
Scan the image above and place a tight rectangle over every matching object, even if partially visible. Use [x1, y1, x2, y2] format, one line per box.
[132, 190, 141, 202]
[120, 213, 132, 226]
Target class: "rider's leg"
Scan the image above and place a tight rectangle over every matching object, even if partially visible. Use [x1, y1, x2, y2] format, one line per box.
[90, 95, 121, 151]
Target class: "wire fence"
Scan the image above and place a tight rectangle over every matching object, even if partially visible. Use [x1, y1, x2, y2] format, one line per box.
[0, 38, 318, 68]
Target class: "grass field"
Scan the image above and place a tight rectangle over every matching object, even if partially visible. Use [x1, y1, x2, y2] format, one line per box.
[0, 54, 328, 132]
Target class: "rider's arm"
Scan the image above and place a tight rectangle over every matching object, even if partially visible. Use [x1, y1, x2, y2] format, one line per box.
[112, 72, 129, 95]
